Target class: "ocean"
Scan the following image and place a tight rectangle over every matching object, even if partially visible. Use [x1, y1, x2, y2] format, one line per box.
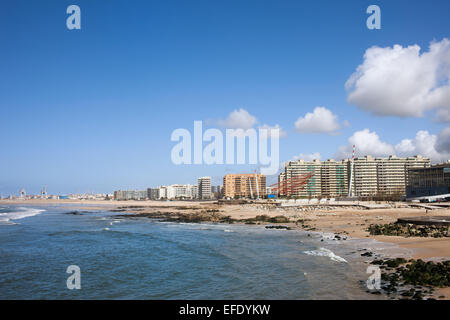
[0, 205, 408, 299]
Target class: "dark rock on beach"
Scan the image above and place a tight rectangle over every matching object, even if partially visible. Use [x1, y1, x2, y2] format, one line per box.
[370, 258, 450, 300]
[367, 222, 449, 238]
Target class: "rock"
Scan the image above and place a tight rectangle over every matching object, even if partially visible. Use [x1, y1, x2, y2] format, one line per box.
[65, 211, 83, 215]
[265, 225, 291, 230]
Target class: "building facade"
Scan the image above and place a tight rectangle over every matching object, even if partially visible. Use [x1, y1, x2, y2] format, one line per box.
[197, 176, 212, 200]
[406, 162, 450, 199]
[279, 155, 430, 198]
[351, 155, 430, 197]
[223, 174, 266, 199]
[114, 190, 147, 201]
[281, 159, 347, 198]
[147, 188, 160, 200]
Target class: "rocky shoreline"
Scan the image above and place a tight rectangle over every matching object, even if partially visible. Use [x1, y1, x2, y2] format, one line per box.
[368, 258, 450, 300]
[368, 222, 450, 238]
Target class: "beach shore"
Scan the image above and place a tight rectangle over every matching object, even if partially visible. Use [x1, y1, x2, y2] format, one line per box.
[2, 198, 449, 299]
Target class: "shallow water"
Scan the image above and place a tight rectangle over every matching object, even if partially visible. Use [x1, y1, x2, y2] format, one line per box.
[0, 205, 403, 299]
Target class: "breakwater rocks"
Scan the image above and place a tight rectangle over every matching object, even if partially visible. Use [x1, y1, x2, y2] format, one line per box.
[370, 258, 450, 299]
[368, 222, 449, 238]
[242, 215, 290, 224]
[115, 210, 294, 226]
[265, 225, 291, 230]
[116, 210, 234, 223]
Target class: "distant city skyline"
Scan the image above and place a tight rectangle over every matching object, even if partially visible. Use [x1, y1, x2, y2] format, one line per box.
[1, 0, 449, 195]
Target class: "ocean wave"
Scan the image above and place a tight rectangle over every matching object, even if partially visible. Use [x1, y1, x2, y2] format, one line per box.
[303, 247, 348, 263]
[0, 207, 45, 225]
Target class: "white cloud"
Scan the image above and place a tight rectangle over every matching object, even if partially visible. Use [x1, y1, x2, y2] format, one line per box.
[258, 124, 287, 138]
[216, 108, 286, 138]
[346, 39, 450, 120]
[335, 128, 450, 164]
[294, 107, 341, 134]
[218, 108, 257, 129]
[335, 129, 395, 159]
[395, 129, 450, 163]
[435, 127, 450, 154]
[292, 152, 321, 161]
[436, 109, 450, 123]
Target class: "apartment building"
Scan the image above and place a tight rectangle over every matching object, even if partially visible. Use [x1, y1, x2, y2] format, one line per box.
[165, 184, 197, 199]
[147, 188, 160, 200]
[148, 184, 198, 200]
[280, 155, 430, 198]
[321, 159, 349, 198]
[281, 159, 347, 198]
[352, 156, 378, 197]
[223, 174, 266, 199]
[114, 190, 147, 201]
[198, 176, 212, 200]
[351, 155, 430, 197]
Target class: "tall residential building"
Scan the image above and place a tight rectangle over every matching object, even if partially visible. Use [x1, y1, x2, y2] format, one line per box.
[321, 159, 349, 198]
[281, 159, 347, 198]
[280, 155, 430, 198]
[351, 155, 430, 197]
[197, 176, 212, 200]
[223, 174, 266, 199]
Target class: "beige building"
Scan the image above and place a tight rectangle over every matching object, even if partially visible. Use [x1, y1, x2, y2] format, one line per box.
[223, 174, 266, 199]
[281, 159, 347, 198]
[283, 159, 322, 198]
[279, 155, 430, 198]
[351, 155, 430, 197]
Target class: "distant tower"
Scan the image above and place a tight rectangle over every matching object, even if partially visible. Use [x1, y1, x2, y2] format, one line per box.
[348, 145, 355, 197]
[20, 188, 26, 199]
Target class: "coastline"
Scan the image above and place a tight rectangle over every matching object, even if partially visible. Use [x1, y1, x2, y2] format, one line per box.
[2, 198, 449, 299]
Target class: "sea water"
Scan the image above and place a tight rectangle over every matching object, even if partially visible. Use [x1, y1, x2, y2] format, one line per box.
[0, 205, 405, 299]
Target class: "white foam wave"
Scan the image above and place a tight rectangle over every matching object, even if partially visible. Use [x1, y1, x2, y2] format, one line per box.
[0, 207, 45, 225]
[303, 247, 348, 263]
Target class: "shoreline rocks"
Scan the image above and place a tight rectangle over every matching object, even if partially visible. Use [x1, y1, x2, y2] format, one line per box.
[368, 222, 449, 238]
[369, 258, 450, 299]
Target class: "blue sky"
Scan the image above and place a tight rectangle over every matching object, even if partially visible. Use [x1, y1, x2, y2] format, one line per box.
[1, 0, 449, 195]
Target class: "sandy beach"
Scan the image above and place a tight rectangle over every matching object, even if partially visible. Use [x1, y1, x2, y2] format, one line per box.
[2, 198, 450, 299]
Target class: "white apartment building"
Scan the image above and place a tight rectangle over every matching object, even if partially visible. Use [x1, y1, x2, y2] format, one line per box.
[197, 176, 212, 200]
[351, 155, 430, 197]
[156, 184, 197, 200]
